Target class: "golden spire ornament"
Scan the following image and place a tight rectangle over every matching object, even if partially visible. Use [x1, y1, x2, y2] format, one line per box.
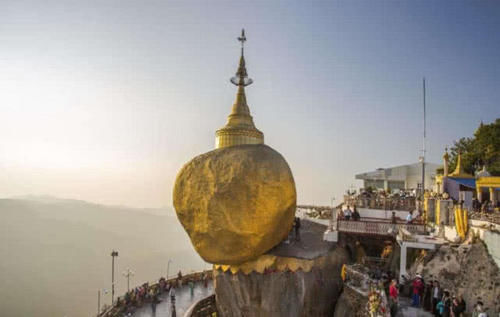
[215, 29, 264, 149]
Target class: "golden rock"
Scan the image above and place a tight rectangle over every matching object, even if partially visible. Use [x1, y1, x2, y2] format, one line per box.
[173, 144, 296, 265]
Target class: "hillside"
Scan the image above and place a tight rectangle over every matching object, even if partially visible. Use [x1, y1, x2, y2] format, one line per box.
[0, 197, 205, 317]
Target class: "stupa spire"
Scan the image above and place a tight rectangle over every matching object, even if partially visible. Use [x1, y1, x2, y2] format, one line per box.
[443, 147, 449, 176]
[230, 29, 253, 87]
[449, 151, 474, 178]
[215, 29, 264, 149]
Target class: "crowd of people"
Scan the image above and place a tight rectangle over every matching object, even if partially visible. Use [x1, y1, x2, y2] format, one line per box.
[108, 270, 212, 317]
[386, 274, 488, 317]
[472, 198, 499, 214]
[348, 188, 418, 211]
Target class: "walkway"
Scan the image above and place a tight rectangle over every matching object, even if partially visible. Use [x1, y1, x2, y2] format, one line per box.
[396, 297, 433, 317]
[269, 219, 335, 260]
[131, 281, 214, 317]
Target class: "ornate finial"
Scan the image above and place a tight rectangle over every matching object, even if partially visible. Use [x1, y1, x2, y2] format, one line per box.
[231, 29, 253, 87]
[238, 29, 246, 50]
[216, 29, 263, 149]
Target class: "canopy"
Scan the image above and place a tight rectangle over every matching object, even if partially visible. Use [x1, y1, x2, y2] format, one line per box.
[443, 177, 476, 202]
[448, 177, 476, 189]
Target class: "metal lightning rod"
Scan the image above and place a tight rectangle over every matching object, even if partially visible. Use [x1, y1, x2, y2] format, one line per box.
[421, 78, 426, 202]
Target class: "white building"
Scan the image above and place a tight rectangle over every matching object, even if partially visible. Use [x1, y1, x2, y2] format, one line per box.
[355, 162, 440, 192]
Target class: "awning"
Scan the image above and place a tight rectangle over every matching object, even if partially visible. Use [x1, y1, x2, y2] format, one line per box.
[448, 177, 476, 189]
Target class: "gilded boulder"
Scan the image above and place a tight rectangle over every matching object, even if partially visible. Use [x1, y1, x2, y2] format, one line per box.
[173, 144, 296, 265]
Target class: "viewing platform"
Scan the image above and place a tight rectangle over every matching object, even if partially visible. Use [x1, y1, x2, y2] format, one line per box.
[98, 271, 214, 317]
[131, 281, 214, 317]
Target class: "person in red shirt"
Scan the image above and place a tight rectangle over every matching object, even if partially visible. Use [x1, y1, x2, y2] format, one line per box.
[412, 275, 424, 307]
[389, 279, 399, 317]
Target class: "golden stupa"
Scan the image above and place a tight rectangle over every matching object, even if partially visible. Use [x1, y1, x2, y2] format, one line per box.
[215, 29, 264, 149]
[448, 152, 474, 178]
[173, 30, 296, 265]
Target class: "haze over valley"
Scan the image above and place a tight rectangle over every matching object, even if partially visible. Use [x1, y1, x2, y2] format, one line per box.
[0, 196, 206, 317]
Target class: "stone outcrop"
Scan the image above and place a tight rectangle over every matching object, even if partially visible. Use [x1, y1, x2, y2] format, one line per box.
[173, 144, 296, 265]
[333, 287, 369, 317]
[214, 247, 349, 317]
[412, 242, 500, 314]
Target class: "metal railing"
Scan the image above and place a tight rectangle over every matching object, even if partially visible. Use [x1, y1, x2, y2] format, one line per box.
[98, 270, 213, 317]
[186, 294, 218, 317]
[337, 219, 425, 236]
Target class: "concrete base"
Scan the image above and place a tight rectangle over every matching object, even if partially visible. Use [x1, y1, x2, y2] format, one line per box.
[397, 235, 446, 283]
[323, 230, 338, 242]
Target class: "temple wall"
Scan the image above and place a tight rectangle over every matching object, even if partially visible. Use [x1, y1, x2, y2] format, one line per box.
[469, 222, 500, 269]
[483, 230, 500, 268]
[442, 219, 500, 269]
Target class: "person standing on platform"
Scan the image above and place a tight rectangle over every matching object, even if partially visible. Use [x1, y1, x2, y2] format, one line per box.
[412, 275, 424, 307]
[391, 211, 397, 224]
[389, 279, 399, 317]
[406, 211, 413, 224]
[170, 287, 176, 304]
[442, 291, 452, 317]
[432, 281, 443, 316]
[294, 217, 301, 241]
[177, 270, 183, 287]
[344, 206, 352, 221]
[352, 206, 361, 221]
[472, 301, 487, 317]
[189, 279, 194, 297]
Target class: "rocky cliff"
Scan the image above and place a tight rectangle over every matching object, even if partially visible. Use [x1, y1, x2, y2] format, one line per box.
[333, 286, 368, 317]
[214, 247, 349, 317]
[412, 242, 500, 315]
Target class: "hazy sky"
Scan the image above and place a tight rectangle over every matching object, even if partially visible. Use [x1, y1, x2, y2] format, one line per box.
[1, 1, 499, 208]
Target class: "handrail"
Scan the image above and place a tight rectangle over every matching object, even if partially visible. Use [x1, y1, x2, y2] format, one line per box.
[184, 294, 218, 317]
[98, 270, 213, 317]
[337, 219, 425, 236]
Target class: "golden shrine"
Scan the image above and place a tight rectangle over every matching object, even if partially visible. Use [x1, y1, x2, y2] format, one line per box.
[173, 30, 296, 265]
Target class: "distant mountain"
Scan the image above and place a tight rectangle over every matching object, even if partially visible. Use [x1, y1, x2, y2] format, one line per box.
[0, 197, 205, 317]
[10, 194, 176, 216]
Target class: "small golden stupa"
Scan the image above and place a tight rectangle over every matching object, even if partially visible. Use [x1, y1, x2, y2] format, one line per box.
[449, 152, 474, 178]
[215, 29, 264, 149]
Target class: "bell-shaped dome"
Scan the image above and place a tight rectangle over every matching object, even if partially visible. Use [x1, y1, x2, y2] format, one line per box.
[476, 166, 491, 178]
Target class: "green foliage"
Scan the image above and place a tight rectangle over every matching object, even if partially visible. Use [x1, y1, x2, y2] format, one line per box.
[448, 119, 500, 176]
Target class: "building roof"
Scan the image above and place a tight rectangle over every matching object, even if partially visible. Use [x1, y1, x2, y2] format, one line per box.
[447, 177, 476, 189]
[355, 162, 440, 181]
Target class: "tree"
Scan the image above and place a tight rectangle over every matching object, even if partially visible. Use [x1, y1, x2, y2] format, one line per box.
[448, 118, 500, 176]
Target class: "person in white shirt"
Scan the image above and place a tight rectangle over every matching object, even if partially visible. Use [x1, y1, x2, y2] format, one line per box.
[406, 211, 413, 224]
[344, 207, 352, 221]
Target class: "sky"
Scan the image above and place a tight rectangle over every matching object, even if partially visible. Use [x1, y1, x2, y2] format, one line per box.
[1, 0, 499, 208]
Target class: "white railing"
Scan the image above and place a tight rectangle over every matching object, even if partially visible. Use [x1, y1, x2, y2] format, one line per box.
[337, 220, 425, 236]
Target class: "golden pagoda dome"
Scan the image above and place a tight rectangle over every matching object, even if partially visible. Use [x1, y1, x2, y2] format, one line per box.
[215, 29, 264, 149]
